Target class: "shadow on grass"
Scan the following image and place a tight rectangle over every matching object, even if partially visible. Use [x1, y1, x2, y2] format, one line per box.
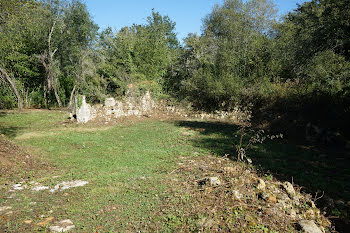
[175, 120, 350, 230]
[0, 126, 21, 138]
[0, 112, 7, 118]
[176, 120, 240, 156]
[0, 111, 22, 138]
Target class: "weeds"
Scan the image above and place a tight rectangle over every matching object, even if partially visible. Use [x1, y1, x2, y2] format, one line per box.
[235, 106, 283, 163]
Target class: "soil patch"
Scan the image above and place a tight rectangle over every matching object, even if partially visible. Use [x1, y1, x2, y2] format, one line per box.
[0, 135, 53, 183]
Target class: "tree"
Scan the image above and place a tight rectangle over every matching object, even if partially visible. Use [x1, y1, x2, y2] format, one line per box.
[0, 0, 40, 110]
[170, 0, 277, 110]
[0, 67, 23, 110]
[133, 10, 179, 81]
[67, 48, 102, 109]
[97, 10, 179, 96]
[59, 0, 99, 105]
[271, 0, 350, 91]
[40, 21, 62, 108]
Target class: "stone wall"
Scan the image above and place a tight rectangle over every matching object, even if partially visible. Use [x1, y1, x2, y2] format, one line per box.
[73, 91, 251, 124]
[73, 91, 155, 123]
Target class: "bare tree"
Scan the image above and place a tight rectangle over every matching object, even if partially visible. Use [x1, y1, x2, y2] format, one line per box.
[40, 21, 62, 108]
[67, 48, 97, 110]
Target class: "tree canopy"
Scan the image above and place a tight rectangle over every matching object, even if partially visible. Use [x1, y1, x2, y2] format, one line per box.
[0, 0, 349, 131]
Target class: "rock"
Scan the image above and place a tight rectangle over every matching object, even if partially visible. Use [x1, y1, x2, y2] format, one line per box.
[140, 91, 155, 112]
[104, 98, 116, 108]
[5, 211, 13, 215]
[0, 206, 12, 213]
[12, 183, 26, 190]
[232, 190, 242, 200]
[293, 196, 300, 206]
[50, 180, 88, 193]
[277, 198, 293, 211]
[347, 201, 350, 208]
[223, 167, 236, 174]
[76, 96, 92, 123]
[282, 182, 296, 198]
[198, 217, 215, 228]
[24, 220, 33, 224]
[50, 219, 75, 232]
[298, 220, 322, 233]
[277, 193, 290, 202]
[257, 179, 266, 190]
[266, 195, 277, 204]
[37, 216, 54, 226]
[209, 177, 221, 186]
[32, 185, 50, 191]
[258, 192, 269, 201]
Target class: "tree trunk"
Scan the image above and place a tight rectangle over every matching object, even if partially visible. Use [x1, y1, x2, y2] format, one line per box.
[43, 82, 48, 109]
[68, 84, 76, 111]
[52, 83, 62, 107]
[0, 67, 23, 111]
[40, 21, 62, 109]
[41, 52, 62, 108]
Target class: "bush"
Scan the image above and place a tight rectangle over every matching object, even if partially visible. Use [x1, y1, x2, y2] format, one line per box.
[304, 50, 350, 95]
[28, 88, 45, 108]
[0, 85, 16, 109]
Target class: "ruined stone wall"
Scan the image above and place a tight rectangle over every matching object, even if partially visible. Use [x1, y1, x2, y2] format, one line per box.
[74, 91, 155, 123]
[74, 91, 251, 124]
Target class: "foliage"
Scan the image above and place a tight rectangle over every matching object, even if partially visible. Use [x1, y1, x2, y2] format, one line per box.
[97, 10, 179, 98]
[1, 0, 349, 141]
[162, 0, 350, 137]
[0, 0, 100, 109]
[0, 83, 16, 109]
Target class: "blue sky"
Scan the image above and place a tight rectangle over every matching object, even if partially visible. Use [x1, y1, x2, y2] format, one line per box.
[85, 0, 308, 41]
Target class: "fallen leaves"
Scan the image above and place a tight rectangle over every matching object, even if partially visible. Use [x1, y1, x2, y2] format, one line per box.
[37, 216, 54, 226]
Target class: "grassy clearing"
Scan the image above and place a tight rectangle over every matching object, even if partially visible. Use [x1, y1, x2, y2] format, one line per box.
[0, 111, 199, 231]
[0, 110, 346, 231]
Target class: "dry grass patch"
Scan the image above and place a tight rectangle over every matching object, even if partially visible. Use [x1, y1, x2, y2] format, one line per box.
[0, 136, 53, 184]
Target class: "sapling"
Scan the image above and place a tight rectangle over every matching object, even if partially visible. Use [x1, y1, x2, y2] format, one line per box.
[234, 106, 283, 163]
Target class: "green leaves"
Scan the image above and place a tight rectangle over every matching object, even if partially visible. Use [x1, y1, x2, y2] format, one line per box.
[167, 0, 278, 110]
[97, 10, 179, 97]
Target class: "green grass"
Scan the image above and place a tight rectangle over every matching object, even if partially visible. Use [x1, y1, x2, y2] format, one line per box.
[0, 111, 200, 232]
[0, 111, 67, 138]
[1, 110, 348, 231]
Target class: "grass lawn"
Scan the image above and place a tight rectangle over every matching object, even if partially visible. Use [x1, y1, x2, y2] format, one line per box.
[0, 111, 202, 232]
[0, 110, 348, 232]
